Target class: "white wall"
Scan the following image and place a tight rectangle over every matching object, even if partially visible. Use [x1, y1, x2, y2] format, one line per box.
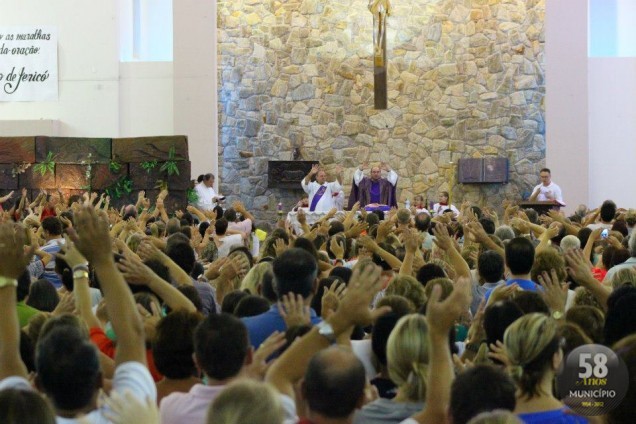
[588, 58, 636, 207]
[0, 0, 121, 137]
[545, 0, 589, 213]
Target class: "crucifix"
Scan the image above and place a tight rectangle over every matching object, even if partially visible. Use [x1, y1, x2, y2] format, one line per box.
[369, 0, 392, 110]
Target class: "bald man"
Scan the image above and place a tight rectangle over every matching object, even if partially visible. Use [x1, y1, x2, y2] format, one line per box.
[348, 162, 398, 208]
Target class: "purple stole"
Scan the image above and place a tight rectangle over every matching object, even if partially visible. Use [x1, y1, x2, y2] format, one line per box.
[309, 185, 327, 211]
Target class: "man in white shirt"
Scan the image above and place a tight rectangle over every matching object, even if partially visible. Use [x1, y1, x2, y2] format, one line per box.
[529, 168, 564, 205]
[301, 164, 343, 212]
[195, 173, 223, 211]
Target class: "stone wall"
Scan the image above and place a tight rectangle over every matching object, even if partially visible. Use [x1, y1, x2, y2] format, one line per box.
[218, 0, 545, 223]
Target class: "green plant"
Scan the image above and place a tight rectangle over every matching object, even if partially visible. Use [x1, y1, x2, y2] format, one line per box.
[33, 152, 56, 177]
[141, 160, 158, 173]
[109, 159, 122, 173]
[104, 176, 133, 199]
[187, 187, 199, 204]
[160, 146, 180, 176]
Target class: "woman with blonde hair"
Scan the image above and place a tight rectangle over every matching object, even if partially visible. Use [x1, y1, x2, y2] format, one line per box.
[504, 313, 586, 423]
[207, 379, 283, 424]
[354, 313, 429, 423]
[240, 261, 273, 295]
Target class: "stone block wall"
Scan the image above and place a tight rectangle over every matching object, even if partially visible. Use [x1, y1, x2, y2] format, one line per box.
[218, 0, 546, 223]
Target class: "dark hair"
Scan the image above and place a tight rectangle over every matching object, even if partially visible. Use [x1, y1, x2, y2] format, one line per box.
[311, 277, 341, 317]
[16, 270, 31, 302]
[234, 295, 270, 318]
[41, 217, 63, 236]
[0, 389, 55, 424]
[26, 279, 60, 312]
[372, 242, 395, 271]
[294, 237, 319, 260]
[604, 286, 636, 346]
[608, 335, 636, 424]
[199, 221, 210, 238]
[479, 218, 496, 235]
[194, 313, 249, 380]
[577, 227, 594, 261]
[512, 291, 550, 315]
[273, 248, 318, 299]
[366, 213, 380, 227]
[414, 213, 431, 232]
[484, 301, 524, 347]
[152, 310, 202, 379]
[372, 312, 405, 367]
[213, 205, 224, 220]
[609, 248, 630, 269]
[224, 208, 237, 223]
[600, 200, 617, 222]
[164, 285, 203, 314]
[303, 348, 366, 418]
[450, 365, 517, 424]
[566, 306, 605, 344]
[505, 237, 535, 275]
[36, 326, 101, 411]
[166, 241, 196, 274]
[329, 266, 352, 284]
[416, 263, 446, 287]
[478, 250, 504, 283]
[540, 168, 551, 174]
[215, 218, 229, 235]
[229, 246, 254, 269]
[328, 221, 345, 237]
[221, 290, 249, 314]
[612, 220, 629, 237]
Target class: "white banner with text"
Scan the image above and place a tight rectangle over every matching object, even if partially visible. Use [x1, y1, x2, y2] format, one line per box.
[0, 26, 58, 101]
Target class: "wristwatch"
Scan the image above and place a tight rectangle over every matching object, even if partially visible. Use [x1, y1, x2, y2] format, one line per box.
[0, 276, 17, 288]
[552, 310, 564, 320]
[316, 321, 337, 344]
[73, 269, 89, 280]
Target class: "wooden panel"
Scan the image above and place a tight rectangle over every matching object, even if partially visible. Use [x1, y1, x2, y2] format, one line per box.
[55, 164, 89, 190]
[92, 164, 128, 190]
[129, 161, 191, 191]
[19, 168, 56, 190]
[0, 137, 36, 163]
[112, 135, 188, 162]
[35, 136, 111, 164]
[0, 164, 19, 190]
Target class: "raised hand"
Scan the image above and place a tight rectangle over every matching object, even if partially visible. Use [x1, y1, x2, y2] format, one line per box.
[537, 269, 569, 313]
[69, 206, 112, 265]
[321, 281, 347, 319]
[278, 294, 311, 328]
[310, 163, 320, 175]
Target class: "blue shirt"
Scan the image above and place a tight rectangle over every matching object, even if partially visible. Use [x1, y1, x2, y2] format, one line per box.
[242, 304, 322, 348]
[484, 278, 540, 302]
[518, 408, 588, 423]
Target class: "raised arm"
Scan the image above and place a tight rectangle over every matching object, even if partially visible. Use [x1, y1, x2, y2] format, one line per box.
[117, 253, 196, 313]
[0, 223, 34, 380]
[72, 206, 146, 365]
[433, 224, 471, 280]
[412, 277, 471, 424]
[266, 262, 390, 398]
[303, 164, 319, 187]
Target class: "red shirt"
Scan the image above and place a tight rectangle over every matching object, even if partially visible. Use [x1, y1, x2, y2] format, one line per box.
[89, 327, 163, 382]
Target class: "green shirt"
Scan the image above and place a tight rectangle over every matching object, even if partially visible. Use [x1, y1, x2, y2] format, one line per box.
[17, 301, 40, 328]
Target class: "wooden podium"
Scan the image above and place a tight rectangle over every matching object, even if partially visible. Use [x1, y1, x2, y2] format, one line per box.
[518, 201, 561, 216]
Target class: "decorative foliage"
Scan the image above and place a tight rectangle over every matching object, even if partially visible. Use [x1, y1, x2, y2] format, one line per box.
[160, 146, 180, 176]
[187, 187, 199, 204]
[11, 162, 31, 178]
[109, 159, 122, 173]
[141, 160, 158, 173]
[104, 175, 133, 199]
[81, 153, 94, 192]
[33, 152, 56, 177]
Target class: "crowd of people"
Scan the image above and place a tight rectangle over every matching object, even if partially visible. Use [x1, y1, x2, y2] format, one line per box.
[0, 173, 634, 424]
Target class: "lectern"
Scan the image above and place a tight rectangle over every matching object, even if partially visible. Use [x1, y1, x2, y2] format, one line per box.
[518, 201, 561, 216]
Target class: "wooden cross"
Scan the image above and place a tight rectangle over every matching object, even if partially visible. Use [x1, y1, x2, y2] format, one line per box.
[369, 0, 391, 110]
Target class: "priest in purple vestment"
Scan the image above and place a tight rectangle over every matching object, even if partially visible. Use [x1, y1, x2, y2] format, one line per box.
[348, 162, 398, 208]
